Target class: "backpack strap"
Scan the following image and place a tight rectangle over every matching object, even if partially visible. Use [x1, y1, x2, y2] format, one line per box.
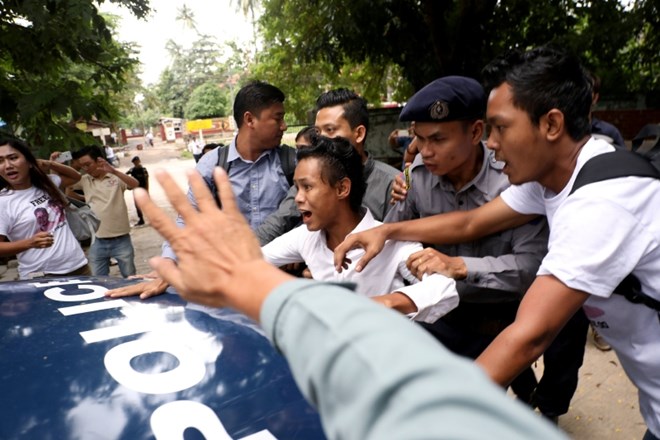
[570, 150, 660, 195]
[278, 145, 297, 186]
[216, 144, 230, 170]
[569, 149, 660, 311]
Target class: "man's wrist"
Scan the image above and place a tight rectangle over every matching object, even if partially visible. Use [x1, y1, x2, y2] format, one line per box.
[382, 222, 398, 240]
[227, 260, 294, 321]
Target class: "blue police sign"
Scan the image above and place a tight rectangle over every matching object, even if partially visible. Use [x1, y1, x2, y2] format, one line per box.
[0, 276, 325, 439]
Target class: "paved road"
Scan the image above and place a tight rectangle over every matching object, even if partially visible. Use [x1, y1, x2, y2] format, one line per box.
[0, 139, 647, 439]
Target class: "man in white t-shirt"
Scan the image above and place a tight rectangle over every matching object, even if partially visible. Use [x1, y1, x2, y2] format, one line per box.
[262, 135, 458, 322]
[334, 46, 660, 439]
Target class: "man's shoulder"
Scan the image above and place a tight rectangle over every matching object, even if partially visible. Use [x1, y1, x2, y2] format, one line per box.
[370, 158, 399, 177]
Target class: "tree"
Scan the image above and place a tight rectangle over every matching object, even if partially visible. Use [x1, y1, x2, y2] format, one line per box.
[0, 0, 151, 152]
[185, 83, 228, 120]
[256, 0, 657, 101]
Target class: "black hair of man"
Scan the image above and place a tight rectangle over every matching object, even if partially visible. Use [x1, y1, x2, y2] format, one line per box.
[295, 126, 317, 142]
[481, 45, 593, 142]
[233, 81, 286, 129]
[296, 135, 366, 213]
[73, 145, 104, 161]
[315, 89, 370, 141]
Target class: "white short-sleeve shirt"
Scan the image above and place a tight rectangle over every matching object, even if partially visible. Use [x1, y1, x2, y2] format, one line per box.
[261, 209, 459, 323]
[501, 137, 660, 436]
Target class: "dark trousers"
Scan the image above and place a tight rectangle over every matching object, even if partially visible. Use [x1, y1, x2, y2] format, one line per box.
[420, 302, 589, 415]
[420, 301, 537, 402]
[526, 308, 589, 417]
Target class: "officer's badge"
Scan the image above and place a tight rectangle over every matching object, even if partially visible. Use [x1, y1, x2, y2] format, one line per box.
[429, 100, 449, 120]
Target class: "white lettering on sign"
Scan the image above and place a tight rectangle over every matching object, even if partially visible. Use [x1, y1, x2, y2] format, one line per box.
[79, 319, 163, 344]
[104, 337, 206, 394]
[151, 401, 278, 440]
[31, 279, 91, 288]
[59, 299, 129, 316]
[44, 284, 107, 302]
[40, 281, 281, 439]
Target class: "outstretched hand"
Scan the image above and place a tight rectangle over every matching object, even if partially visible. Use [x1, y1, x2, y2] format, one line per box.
[135, 167, 292, 321]
[333, 225, 389, 273]
[105, 273, 169, 300]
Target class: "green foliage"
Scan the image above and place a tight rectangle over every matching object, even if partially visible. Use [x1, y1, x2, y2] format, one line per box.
[185, 83, 228, 119]
[256, 0, 659, 106]
[156, 32, 224, 118]
[0, 0, 151, 153]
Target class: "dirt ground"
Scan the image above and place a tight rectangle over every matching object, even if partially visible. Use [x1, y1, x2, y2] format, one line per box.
[0, 138, 647, 439]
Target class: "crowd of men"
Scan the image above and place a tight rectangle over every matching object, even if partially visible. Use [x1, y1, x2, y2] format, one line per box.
[28, 45, 659, 439]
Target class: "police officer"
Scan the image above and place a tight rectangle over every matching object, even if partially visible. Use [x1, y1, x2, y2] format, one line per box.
[384, 76, 554, 412]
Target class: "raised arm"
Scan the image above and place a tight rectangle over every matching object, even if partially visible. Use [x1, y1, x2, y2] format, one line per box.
[40, 154, 81, 188]
[476, 275, 588, 386]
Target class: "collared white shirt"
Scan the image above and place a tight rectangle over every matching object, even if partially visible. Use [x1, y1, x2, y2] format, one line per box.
[261, 209, 458, 323]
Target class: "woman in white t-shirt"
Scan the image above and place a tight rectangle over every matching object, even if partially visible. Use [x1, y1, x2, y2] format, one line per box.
[0, 139, 90, 279]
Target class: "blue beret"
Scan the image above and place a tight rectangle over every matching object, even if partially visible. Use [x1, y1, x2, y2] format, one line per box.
[400, 76, 486, 123]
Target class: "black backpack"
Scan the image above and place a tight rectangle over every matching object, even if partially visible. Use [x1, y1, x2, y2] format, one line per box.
[216, 144, 296, 186]
[569, 149, 660, 310]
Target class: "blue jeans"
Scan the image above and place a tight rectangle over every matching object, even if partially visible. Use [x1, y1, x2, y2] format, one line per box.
[88, 234, 136, 278]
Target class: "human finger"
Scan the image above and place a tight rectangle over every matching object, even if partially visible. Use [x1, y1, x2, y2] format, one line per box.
[105, 281, 151, 298]
[139, 279, 170, 300]
[134, 188, 181, 245]
[333, 236, 356, 272]
[333, 233, 380, 273]
[213, 167, 240, 218]
[406, 249, 425, 269]
[153, 170, 199, 222]
[186, 169, 217, 213]
[149, 257, 184, 295]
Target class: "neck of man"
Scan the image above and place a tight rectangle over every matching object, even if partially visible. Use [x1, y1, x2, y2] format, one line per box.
[541, 135, 591, 194]
[324, 206, 363, 251]
[235, 130, 270, 162]
[445, 142, 484, 191]
[353, 142, 368, 164]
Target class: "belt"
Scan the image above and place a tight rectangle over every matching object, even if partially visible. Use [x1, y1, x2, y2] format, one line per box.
[96, 234, 129, 241]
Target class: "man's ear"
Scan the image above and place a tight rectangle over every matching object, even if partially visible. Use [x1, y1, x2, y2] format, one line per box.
[543, 109, 565, 142]
[470, 120, 485, 144]
[354, 125, 367, 145]
[244, 111, 255, 128]
[336, 177, 352, 200]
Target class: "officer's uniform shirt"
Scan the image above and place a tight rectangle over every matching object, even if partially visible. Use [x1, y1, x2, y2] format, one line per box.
[385, 143, 549, 303]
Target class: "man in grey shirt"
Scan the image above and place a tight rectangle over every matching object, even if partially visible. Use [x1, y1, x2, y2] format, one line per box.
[386, 76, 550, 407]
[256, 89, 398, 244]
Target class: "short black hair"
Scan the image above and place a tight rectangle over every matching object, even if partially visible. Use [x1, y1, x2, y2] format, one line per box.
[481, 45, 592, 141]
[233, 81, 285, 128]
[295, 126, 318, 146]
[73, 145, 104, 161]
[296, 135, 366, 213]
[315, 89, 370, 139]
